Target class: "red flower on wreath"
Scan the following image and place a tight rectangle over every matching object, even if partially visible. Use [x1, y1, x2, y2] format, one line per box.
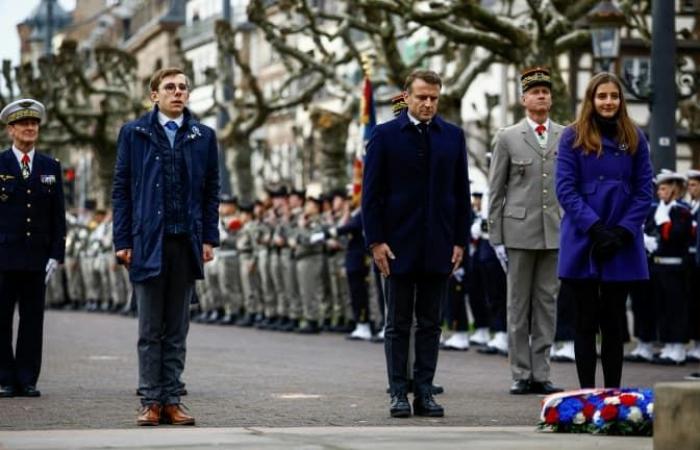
[545, 407, 559, 424]
[583, 402, 596, 419]
[601, 404, 619, 421]
[620, 394, 637, 406]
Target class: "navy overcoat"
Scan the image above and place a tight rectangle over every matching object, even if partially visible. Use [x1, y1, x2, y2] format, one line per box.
[361, 110, 470, 275]
[0, 149, 66, 271]
[112, 108, 220, 282]
[555, 126, 653, 281]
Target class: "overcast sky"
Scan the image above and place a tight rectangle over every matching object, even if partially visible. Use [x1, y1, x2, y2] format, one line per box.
[0, 0, 76, 65]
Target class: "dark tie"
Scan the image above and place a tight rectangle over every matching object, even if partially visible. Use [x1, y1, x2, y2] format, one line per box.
[165, 121, 179, 131]
[21, 154, 30, 180]
[535, 124, 546, 136]
[417, 122, 430, 161]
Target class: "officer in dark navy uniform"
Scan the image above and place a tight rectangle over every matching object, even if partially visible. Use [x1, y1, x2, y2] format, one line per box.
[0, 99, 66, 398]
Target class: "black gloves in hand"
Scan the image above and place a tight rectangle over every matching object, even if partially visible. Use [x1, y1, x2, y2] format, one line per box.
[589, 222, 626, 261]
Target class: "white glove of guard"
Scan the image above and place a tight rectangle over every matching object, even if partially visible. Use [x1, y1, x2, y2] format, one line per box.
[452, 267, 465, 282]
[45, 258, 58, 285]
[493, 244, 508, 273]
[643, 234, 658, 254]
[309, 231, 326, 244]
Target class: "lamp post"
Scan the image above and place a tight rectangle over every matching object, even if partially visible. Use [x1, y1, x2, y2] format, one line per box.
[588, 0, 687, 173]
[587, 0, 625, 72]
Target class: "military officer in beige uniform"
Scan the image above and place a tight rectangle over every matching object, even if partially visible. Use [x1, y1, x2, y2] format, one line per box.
[487, 67, 563, 396]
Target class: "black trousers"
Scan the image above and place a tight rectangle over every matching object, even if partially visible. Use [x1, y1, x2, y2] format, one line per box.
[479, 260, 507, 332]
[466, 261, 490, 329]
[554, 280, 576, 342]
[563, 279, 629, 388]
[384, 272, 447, 396]
[653, 268, 688, 343]
[347, 270, 370, 324]
[629, 279, 657, 342]
[686, 265, 700, 341]
[445, 274, 468, 331]
[0, 270, 46, 388]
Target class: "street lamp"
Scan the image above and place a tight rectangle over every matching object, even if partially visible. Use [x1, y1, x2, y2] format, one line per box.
[587, 0, 625, 72]
[588, 0, 698, 173]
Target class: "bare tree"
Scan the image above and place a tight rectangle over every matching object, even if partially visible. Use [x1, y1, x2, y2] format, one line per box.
[12, 40, 143, 205]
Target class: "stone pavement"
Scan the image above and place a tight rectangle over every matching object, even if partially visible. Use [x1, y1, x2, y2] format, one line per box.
[0, 310, 684, 447]
[0, 427, 651, 449]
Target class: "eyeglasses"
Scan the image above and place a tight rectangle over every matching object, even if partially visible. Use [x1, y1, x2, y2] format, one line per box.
[161, 83, 189, 93]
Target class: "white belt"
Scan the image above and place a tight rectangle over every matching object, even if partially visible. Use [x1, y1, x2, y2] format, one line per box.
[690, 247, 697, 254]
[653, 256, 684, 265]
[217, 250, 238, 257]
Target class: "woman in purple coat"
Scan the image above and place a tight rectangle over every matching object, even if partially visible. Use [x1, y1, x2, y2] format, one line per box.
[556, 72, 653, 388]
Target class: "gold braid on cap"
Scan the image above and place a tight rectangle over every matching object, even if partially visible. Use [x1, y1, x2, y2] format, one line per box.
[7, 109, 41, 123]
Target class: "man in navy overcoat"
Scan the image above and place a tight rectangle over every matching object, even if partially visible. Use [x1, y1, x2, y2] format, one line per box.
[362, 69, 470, 418]
[112, 68, 220, 426]
[0, 99, 66, 398]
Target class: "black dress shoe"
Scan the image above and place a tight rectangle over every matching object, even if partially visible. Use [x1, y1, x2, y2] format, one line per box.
[509, 379, 530, 395]
[412, 393, 444, 417]
[18, 385, 41, 397]
[0, 385, 15, 398]
[530, 380, 563, 395]
[389, 393, 411, 418]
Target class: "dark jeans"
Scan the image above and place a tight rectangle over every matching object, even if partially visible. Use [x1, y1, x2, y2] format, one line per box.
[134, 236, 195, 406]
[384, 272, 447, 396]
[0, 271, 46, 387]
[564, 279, 628, 388]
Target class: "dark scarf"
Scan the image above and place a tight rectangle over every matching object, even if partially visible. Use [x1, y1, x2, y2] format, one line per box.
[593, 113, 619, 139]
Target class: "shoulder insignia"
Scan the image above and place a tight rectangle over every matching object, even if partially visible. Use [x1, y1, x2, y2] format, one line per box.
[0, 174, 16, 181]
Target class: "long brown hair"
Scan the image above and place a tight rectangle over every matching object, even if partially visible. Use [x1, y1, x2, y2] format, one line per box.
[572, 72, 639, 156]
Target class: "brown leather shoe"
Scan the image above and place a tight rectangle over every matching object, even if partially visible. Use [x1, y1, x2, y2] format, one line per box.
[162, 403, 195, 425]
[137, 403, 161, 426]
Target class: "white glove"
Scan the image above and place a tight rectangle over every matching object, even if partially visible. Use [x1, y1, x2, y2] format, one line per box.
[470, 219, 482, 240]
[654, 201, 673, 226]
[493, 244, 508, 273]
[452, 267, 465, 282]
[309, 231, 326, 244]
[45, 258, 58, 285]
[643, 234, 658, 254]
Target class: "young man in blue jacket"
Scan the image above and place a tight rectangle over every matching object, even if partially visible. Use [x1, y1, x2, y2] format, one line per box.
[112, 68, 220, 426]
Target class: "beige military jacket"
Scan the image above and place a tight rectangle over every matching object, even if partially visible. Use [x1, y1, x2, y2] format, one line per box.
[487, 118, 563, 250]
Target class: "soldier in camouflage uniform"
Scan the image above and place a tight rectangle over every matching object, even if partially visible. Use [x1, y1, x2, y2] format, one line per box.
[268, 188, 292, 331]
[102, 212, 131, 313]
[217, 195, 243, 325]
[280, 189, 305, 331]
[235, 201, 261, 326]
[81, 210, 106, 311]
[65, 215, 88, 310]
[254, 200, 277, 328]
[295, 195, 327, 333]
[324, 189, 352, 331]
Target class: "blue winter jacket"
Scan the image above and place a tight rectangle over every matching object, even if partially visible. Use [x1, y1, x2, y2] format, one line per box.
[112, 108, 220, 282]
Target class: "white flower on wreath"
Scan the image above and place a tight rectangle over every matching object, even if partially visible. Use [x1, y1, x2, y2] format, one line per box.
[604, 396, 621, 405]
[647, 403, 654, 416]
[593, 410, 604, 427]
[627, 406, 643, 423]
[573, 412, 586, 425]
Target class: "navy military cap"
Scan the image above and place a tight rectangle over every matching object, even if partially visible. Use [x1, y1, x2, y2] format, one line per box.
[0, 98, 46, 125]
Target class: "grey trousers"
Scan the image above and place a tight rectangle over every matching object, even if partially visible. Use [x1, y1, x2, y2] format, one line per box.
[506, 248, 559, 383]
[134, 236, 194, 406]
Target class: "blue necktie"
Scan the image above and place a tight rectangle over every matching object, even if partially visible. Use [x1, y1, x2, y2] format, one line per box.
[164, 121, 178, 147]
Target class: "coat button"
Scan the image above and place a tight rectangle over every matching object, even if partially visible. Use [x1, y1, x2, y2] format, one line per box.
[542, 173, 548, 177]
[26, 218, 31, 223]
[26, 231, 31, 236]
[543, 205, 548, 209]
[543, 189, 548, 194]
[27, 189, 31, 194]
[599, 176, 604, 180]
[27, 203, 31, 208]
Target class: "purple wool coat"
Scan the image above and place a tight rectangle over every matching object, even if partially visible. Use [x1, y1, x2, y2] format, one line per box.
[555, 126, 653, 281]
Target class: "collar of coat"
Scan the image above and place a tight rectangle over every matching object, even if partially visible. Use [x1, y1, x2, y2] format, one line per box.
[133, 106, 201, 141]
[397, 109, 445, 132]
